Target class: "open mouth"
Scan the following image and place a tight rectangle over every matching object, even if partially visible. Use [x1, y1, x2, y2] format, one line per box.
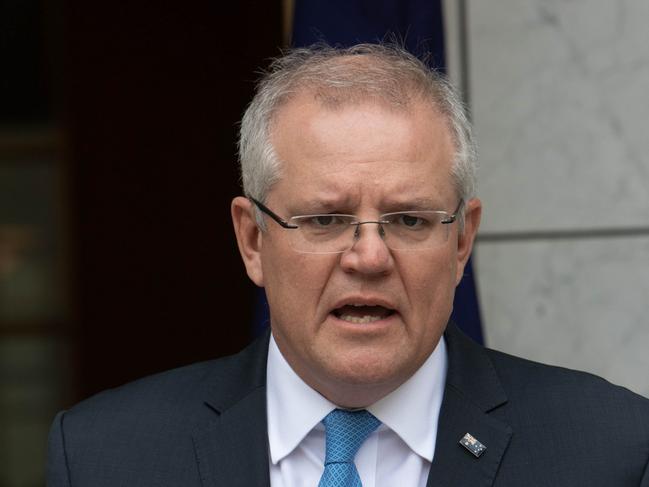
[332, 304, 396, 324]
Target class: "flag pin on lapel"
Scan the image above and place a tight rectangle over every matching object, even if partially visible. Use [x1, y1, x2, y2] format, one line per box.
[459, 433, 487, 458]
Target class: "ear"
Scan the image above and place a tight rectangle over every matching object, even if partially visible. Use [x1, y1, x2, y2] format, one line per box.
[231, 196, 265, 286]
[454, 197, 482, 285]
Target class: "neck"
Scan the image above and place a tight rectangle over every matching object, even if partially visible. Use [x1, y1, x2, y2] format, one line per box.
[292, 365, 406, 409]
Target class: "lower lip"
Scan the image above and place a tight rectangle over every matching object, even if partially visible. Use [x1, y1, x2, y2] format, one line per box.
[328, 312, 399, 332]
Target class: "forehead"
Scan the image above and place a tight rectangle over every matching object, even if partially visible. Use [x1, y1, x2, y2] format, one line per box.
[269, 92, 456, 205]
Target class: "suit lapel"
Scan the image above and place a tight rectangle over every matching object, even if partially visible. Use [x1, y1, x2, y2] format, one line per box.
[189, 325, 513, 486]
[427, 324, 513, 487]
[192, 331, 271, 487]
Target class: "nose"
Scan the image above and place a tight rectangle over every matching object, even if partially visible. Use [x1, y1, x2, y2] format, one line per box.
[339, 222, 394, 275]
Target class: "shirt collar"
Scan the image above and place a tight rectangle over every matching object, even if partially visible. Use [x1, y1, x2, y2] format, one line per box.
[267, 334, 336, 464]
[266, 332, 448, 464]
[367, 337, 447, 461]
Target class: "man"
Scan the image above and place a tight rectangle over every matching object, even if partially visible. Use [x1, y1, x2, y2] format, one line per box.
[48, 44, 649, 486]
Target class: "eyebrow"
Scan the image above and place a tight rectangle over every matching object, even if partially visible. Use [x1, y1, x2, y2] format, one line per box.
[381, 197, 446, 211]
[290, 195, 451, 213]
[290, 196, 356, 214]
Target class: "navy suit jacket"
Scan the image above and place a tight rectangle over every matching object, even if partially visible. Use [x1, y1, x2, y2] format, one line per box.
[48, 324, 649, 486]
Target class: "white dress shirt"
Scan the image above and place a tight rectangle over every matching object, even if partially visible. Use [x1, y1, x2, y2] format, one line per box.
[267, 333, 447, 487]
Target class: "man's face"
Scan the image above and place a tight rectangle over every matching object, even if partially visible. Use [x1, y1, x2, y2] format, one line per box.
[232, 93, 481, 407]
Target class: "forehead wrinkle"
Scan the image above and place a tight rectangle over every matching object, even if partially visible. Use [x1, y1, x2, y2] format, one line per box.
[285, 188, 359, 213]
[380, 195, 446, 210]
[288, 168, 453, 212]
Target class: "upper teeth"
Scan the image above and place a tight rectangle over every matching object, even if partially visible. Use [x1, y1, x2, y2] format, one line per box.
[339, 314, 384, 324]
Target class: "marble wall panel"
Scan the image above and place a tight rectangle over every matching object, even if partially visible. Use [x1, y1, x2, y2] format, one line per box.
[468, 0, 649, 232]
[474, 237, 649, 398]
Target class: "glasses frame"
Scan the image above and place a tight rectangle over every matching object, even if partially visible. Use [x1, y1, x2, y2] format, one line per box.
[249, 197, 464, 252]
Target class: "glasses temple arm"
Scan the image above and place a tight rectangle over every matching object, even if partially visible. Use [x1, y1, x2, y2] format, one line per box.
[442, 199, 465, 224]
[250, 198, 299, 229]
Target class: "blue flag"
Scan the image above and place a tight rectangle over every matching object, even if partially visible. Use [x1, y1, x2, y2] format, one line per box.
[293, 0, 446, 68]
[254, 0, 484, 344]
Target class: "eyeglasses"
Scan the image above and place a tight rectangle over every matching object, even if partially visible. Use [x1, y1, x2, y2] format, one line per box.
[251, 198, 463, 254]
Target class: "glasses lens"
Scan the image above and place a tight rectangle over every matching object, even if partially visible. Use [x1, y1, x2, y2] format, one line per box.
[381, 211, 450, 250]
[287, 211, 453, 253]
[289, 214, 357, 253]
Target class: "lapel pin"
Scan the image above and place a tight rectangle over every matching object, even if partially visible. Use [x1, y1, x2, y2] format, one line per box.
[459, 433, 487, 458]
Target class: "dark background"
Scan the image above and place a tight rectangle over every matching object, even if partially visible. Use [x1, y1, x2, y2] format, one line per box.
[2, 0, 284, 402]
[66, 0, 283, 400]
[1, 2, 284, 482]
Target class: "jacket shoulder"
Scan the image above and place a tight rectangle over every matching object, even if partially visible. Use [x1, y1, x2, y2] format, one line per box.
[48, 335, 269, 486]
[479, 346, 649, 485]
[64, 331, 269, 423]
[485, 345, 649, 409]
[70, 358, 219, 414]
[484, 346, 649, 456]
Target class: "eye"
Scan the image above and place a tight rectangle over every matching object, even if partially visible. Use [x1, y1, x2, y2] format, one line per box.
[399, 214, 423, 227]
[306, 215, 347, 227]
[313, 215, 335, 226]
[390, 213, 431, 229]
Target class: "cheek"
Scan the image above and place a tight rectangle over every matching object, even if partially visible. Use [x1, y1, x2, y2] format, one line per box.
[402, 253, 456, 319]
[409, 250, 455, 285]
[261, 248, 334, 316]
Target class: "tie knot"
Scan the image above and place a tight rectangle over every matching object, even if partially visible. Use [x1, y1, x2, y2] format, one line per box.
[322, 409, 381, 464]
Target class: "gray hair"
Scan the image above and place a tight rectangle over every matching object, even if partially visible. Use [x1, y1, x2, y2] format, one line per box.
[238, 43, 477, 228]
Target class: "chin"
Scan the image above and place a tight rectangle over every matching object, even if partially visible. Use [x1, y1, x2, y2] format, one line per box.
[326, 352, 407, 388]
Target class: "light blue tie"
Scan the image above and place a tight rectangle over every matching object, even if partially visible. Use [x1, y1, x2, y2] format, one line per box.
[318, 409, 381, 487]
